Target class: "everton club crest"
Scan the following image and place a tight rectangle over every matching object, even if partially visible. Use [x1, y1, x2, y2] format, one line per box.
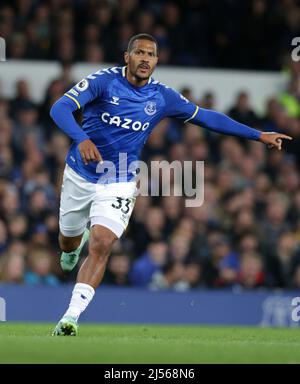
[144, 101, 157, 116]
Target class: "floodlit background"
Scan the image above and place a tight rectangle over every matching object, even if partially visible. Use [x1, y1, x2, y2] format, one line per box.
[0, 0, 300, 327]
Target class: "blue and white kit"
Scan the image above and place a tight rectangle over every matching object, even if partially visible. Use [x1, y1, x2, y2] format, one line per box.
[51, 66, 261, 237]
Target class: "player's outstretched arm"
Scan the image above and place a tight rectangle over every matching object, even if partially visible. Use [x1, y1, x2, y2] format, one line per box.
[191, 107, 292, 150]
[163, 88, 292, 150]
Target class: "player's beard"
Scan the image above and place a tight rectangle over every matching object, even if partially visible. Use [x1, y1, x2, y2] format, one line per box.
[133, 64, 152, 81]
[135, 73, 149, 81]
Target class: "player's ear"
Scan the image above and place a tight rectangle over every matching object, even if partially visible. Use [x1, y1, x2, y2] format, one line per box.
[124, 51, 129, 64]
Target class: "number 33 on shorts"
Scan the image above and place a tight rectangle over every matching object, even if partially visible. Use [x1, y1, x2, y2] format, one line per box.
[111, 196, 135, 225]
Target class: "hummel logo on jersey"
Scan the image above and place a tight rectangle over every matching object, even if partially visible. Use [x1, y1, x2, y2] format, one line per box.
[110, 96, 120, 105]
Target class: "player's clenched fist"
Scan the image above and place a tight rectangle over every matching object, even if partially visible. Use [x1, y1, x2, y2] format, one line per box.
[78, 139, 103, 165]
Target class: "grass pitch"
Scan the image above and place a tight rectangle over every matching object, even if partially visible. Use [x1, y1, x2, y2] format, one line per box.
[0, 323, 299, 363]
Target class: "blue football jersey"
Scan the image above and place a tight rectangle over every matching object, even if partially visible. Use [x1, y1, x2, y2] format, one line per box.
[63, 66, 197, 183]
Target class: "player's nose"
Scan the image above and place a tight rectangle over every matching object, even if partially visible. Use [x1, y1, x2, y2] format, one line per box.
[140, 60, 150, 67]
[140, 55, 150, 62]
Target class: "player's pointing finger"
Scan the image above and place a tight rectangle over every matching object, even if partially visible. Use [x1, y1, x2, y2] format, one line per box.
[277, 134, 292, 140]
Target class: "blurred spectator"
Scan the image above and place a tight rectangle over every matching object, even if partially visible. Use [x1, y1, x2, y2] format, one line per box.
[238, 232, 260, 255]
[264, 231, 300, 287]
[184, 261, 203, 289]
[149, 260, 189, 291]
[27, 188, 53, 229]
[1, 184, 20, 220]
[129, 240, 168, 287]
[10, 79, 35, 117]
[228, 91, 260, 129]
[9, 33, 28, 59]
[231, 208, 259, 242]
[14, 102, 44, 149]
[237, 252, 265, 289]
[0, 250, 25, 284]
[104, 252, 131, 286]
[162, 196, 183, 234]
[29, 224, 51, 249]
[7, 214, 28, 241]
[200, 91, 216, 110]
[202, 236, 238, 287]
[169, 234, 191, 263]
[278, 77, 300, 118]
[84, 43, 105, 63]
[24, 247, 59, 286]
[259, 198, 291, 253]
[132, 205, 167, 255]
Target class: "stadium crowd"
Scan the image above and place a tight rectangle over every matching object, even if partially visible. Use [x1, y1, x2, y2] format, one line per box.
[1, 0, 300, 69]
[0, 56, 300, 291]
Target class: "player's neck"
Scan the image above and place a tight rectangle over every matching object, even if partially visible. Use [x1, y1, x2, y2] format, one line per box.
[126, 68, 148, 87]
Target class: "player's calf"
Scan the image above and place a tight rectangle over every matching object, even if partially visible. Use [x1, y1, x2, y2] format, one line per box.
[59, 232, 83, 253]
[59, 229, 90, 272]
[52, 225, 117, 336]
[77, 225, 117, 288]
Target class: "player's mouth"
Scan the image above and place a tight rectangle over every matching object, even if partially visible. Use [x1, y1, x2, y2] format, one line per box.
[138, 64, 150, 73]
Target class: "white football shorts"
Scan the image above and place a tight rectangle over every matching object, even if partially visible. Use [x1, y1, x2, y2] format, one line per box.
[59, 164, 137, 238]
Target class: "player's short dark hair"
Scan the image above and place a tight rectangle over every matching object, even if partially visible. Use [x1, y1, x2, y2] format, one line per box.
[127, 34, 158, 53]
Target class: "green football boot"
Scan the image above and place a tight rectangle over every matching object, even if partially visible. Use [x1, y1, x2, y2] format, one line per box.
[52, 316, 78, 336]
[60, 228, 90, 272]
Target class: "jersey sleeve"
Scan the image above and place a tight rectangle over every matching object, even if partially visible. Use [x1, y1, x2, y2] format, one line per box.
[162, 86, 261, 141]
[50, 74, 106, 144]
[191, 107, 261, 140]
[63, 75, 104, 110]
[162, 86, 199, 122]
